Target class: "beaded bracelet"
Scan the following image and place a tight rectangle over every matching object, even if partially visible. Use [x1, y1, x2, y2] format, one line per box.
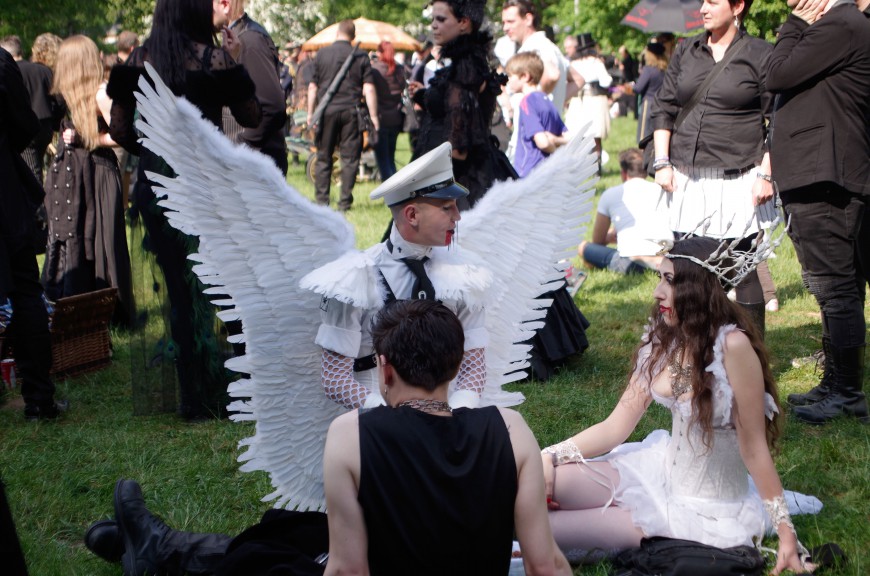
[762, 494, 795, 533]
[763, 495, 814, 570]
[542, 439, 584, 466]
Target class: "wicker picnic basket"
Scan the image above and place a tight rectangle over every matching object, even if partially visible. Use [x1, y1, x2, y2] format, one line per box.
[49, 288, 117, 377]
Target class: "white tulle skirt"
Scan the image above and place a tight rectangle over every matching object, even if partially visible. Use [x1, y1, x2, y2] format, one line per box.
[565, 94, 611, 140]
[599, 428, 823, 549]
[603, 430, 767, 548]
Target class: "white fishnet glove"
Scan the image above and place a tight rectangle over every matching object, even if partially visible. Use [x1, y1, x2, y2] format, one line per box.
[321, 349, 371, 410]
[450, 348, 485, 409]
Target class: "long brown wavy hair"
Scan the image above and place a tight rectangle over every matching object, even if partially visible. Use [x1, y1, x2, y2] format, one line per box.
[52, 35, 104, 151]
[631, 237, 781, 451]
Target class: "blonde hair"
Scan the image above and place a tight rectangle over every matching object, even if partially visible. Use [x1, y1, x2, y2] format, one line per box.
[31, 33, 63, 69]
[506, 51, 544, 85]
[52, 35, 104, 151]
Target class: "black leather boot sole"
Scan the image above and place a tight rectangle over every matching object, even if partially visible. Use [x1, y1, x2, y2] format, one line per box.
[85, 519, 124, 563]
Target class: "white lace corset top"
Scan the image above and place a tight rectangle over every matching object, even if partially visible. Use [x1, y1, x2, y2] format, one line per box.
[641, 324, 779, 501]
[653, 389, 748, 500]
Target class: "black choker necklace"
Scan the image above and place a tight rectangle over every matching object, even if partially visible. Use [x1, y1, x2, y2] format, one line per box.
[397, 399, 452, 414]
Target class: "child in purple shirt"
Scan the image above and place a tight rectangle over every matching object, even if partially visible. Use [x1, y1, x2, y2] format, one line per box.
[507, 52, 568, 178]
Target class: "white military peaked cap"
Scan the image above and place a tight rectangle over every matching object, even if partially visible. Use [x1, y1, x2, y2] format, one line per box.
[369, 142, 469, 206]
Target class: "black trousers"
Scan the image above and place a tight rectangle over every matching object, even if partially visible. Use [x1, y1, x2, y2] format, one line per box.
[2, 237, 55, 409]
[781, 184, 867, 349]
[0, 476, 28, 576]
[314, 108, 361, 211]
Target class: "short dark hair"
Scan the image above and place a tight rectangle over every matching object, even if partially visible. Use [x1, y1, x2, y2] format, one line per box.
[618, 148, 646, 179]
[338, 19, 356, 40]
[730, 0, 754, 23]
[0, 35, 22, 58]
[506, 51, 543, 85]
[371, 300, 465, 391]
[435, 0, 487, 31]
[502, 0, 539, 29]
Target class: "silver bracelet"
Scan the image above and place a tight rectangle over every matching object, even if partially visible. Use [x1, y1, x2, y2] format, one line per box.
[542, 439, 584, 466]
[756, 172, 773, 182]
[763, 494, 795, 533]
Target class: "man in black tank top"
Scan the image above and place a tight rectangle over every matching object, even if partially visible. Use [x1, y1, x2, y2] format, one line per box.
[322, 300, 570, 576]
[83, 301, 568, 576]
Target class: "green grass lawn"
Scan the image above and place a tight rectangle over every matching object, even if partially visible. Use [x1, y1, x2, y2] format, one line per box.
[1, 117, 867, 575]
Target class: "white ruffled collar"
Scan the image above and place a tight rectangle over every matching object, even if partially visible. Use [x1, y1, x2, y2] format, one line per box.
[707, 324, 779, 423]
[388, 225, 431, 261]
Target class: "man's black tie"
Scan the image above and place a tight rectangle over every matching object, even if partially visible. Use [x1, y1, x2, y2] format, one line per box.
[401, 257, 435, 300]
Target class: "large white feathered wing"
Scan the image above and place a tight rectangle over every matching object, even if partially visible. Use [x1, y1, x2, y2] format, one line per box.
[460, 134, 598, 405]
[134, 62, 350, 511]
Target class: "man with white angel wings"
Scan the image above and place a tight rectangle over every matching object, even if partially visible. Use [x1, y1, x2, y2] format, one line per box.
[82, 63, 598, 574]
[303, 141, 499, 413]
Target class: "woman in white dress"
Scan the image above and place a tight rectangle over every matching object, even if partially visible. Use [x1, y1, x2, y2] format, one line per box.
[541, 237, 812, 575]
[563, 33, 611, 171]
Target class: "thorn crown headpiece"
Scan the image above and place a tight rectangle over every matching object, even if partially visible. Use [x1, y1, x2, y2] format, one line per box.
[659, 205, 789, 289]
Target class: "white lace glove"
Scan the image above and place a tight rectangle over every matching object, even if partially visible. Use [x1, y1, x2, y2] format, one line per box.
[321, 349, 370, 410]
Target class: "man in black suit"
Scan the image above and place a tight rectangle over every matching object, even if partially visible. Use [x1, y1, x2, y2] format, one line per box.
[767, 0, 870, 424]
[0, 47, 66, 421]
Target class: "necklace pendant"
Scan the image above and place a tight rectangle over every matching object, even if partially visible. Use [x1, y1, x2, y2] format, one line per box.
[668, 345, 693, 399]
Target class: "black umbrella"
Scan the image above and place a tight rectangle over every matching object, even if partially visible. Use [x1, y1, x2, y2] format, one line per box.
[621, 0, 704, 34]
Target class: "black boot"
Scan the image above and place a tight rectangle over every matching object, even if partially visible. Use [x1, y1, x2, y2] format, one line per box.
[793, 345, 869, 425]
[114, 479, 232, 576]
[788, 337, 834, 406]
[85, 519, 124, 563]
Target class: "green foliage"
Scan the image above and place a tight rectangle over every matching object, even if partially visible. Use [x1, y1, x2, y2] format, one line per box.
[744, 0, 793, 42]
[543, 0, 793, 55]
[0, 0, 797, 59]
[0, 0, 153, 55]
[547, 0, 650, 54]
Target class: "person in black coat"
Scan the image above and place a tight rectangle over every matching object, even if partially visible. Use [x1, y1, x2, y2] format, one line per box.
[0, 46, 66, 421]
[215, 0, 288, 175]
[767, 0, 870, 424]
[409, 0, 506, 211]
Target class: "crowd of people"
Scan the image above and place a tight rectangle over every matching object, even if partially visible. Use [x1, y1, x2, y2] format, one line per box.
[2, 0, 869, 574]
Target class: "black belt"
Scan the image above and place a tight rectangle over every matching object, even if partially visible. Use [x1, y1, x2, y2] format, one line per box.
[675, 163, 758, 179]
[353, 353, 377, 372]
[722, 164, 757, 176]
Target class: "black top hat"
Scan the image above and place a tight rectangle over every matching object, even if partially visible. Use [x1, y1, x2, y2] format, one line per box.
[577, 32, 597, 51]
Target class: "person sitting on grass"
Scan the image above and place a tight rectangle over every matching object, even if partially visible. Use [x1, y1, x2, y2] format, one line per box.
[84, 300, 571, 576]
[322, 299, 571, 576]
[578, 148, 671, 275]
[542, 236, 815, 574]
[506, 51, 569, 178]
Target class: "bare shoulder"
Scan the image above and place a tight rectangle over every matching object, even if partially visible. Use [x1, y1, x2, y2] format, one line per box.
[497, 407, 529, 431]
[723, 328, 754, 357]
[497, 407, 539, 453]
[329, 409, 359, 429]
